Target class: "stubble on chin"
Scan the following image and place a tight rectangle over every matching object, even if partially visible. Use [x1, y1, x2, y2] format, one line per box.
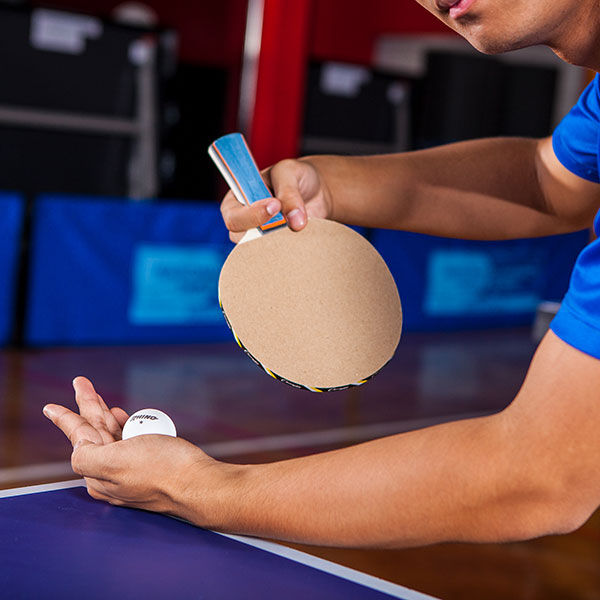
[451, 17, 538, 56]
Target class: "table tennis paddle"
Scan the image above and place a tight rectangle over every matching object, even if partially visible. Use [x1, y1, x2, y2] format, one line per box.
[209, 133, 402, 392]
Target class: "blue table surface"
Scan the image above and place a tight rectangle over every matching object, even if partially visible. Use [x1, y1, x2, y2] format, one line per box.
[0, 485, 434, 600]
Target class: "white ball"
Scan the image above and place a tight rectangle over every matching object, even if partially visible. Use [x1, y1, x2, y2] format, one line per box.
[122, 409, 177, 440]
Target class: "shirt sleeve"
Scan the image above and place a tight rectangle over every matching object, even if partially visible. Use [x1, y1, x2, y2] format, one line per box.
[550, 217, 600, 359]
[552, 75, 600, 183]
[549, 75, 600, 359]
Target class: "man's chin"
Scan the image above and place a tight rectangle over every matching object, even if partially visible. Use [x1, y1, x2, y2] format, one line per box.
[459, 30, 529, 55]
[467, 40, 510, 55]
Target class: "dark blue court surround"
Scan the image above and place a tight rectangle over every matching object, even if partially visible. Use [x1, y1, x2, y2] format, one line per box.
[373, 228, 588, 332]
[0, 485, 431, 600]
[25, 195, 235, 346]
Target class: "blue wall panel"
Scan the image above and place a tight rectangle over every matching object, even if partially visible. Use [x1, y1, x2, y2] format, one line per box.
[26, 195, 234, 345]
[0, 192, 24, 345]
[372, 229, 589, 331]
[27, 195, 588, 343]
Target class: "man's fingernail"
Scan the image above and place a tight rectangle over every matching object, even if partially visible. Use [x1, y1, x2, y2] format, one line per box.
[287, 208, 306, 229]
[42, 406, 51, 418]
[73, 439, 87, 451]
[266, 200, 279, 216]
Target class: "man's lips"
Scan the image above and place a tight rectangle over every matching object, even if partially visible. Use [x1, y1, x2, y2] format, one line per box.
[435, 0, 476, 18]
[435, 0, 459, 9]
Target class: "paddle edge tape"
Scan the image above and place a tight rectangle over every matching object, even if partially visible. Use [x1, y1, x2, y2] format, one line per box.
[218, 292, 386, 393]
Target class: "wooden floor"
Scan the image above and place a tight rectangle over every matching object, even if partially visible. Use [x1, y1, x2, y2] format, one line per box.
[1, 328, 598, 599]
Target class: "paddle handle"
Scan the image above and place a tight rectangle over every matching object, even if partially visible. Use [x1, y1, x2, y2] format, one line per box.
[208, 133, 286, 232]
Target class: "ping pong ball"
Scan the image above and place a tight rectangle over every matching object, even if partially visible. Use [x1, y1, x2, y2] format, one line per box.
[122, 408, 177, 440]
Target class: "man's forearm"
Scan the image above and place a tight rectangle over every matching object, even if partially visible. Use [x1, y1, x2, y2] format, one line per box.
[179, 412, 564, 548]
[304, 137, 580, 240]
[174, 332, 600, 548]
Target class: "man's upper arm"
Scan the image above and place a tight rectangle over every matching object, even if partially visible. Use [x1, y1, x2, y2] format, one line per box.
[505, 330, 600, 531]
[536, 135, 600, 229]
[538, 74, 600, 228]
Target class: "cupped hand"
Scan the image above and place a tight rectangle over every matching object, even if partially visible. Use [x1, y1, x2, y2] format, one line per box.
[43, 376, 218, 520]
[220, 157, 332, 243]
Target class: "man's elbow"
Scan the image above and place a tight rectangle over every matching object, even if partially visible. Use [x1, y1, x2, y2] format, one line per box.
[514, 474, 600, 540]
[550, 473, 600, 534]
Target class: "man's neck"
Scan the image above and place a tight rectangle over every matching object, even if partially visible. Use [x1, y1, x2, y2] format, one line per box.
[548, 3, 600, 71]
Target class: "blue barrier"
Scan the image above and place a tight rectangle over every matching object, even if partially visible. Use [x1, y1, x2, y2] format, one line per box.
[26, 195, 234, 345]
[0, 192, 24, 345]
[26, 195, 587, 343]
[372, 229, 589, 331]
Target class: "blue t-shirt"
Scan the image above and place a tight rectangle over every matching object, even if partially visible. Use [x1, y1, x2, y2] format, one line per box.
[550, 74, 600, 358]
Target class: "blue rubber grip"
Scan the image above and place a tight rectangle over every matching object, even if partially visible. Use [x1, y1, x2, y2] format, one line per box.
[209, 133, 286, 231]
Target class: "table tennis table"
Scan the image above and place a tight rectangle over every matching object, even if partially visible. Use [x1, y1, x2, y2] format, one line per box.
[1, 480, 438, 599]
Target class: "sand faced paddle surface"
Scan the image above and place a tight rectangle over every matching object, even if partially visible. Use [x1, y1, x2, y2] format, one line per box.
[210, 133, 402, 391]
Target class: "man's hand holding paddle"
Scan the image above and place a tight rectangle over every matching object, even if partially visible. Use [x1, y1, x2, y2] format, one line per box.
[220, 157, 331, 242]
